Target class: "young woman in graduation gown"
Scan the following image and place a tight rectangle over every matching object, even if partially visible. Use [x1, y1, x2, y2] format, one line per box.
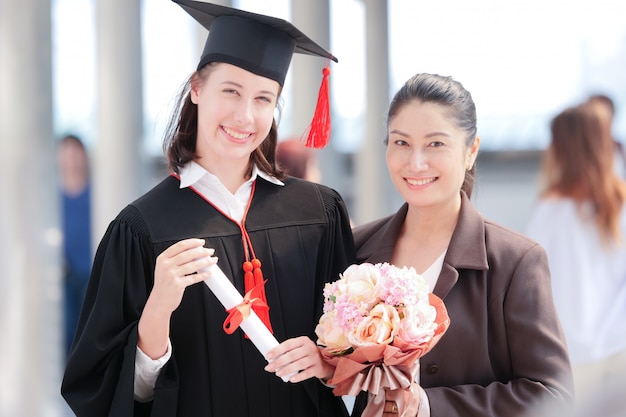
[351, 74, 574, 417]
[61, 2, 354, 416]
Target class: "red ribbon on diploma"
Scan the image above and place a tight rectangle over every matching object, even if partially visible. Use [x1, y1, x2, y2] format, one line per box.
[223, 280, 270, 335]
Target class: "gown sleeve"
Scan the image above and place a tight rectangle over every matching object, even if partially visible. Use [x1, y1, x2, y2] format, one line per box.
[318, 185, 355, 285]
[316, 185, 357, 415]
[61, 206, 161, 417]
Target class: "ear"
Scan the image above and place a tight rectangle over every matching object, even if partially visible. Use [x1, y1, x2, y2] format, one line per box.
[190, 75, 201, 105]
[190, 85, 200, 105]
[466, 136, 480, 169]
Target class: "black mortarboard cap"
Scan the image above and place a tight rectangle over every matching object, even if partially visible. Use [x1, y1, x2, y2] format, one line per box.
[173, 0, 338, 86]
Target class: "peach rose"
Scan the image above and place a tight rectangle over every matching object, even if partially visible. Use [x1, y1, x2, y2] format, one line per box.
[315, 310, 352, 354]
[348, 304, 400, 347]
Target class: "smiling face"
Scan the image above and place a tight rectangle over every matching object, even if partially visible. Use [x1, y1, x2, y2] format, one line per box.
[190, 63, 280, 172]
[386, 100, 480, 212]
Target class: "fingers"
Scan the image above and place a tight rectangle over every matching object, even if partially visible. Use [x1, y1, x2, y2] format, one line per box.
[264, 336, 331, 382]
[160, 239, 213, 272]
[383, 400, 399, 415]
[184, 249, 218, 281]
[265, 336, 308, 368]
[266, 335, 306, 358]
[150, 238, 218, 314]
[383, 384, 421, 416]
[157, 239, 216, 278]
[160, 238, 206, 258]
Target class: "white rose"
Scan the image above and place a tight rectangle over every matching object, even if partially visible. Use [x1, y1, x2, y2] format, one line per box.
[339, 263, 381, 309]
[396, 303, 437, 345]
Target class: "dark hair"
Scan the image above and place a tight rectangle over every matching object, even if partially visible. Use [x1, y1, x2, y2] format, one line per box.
[386, 73, 478, 197]
[162, 62, 286, 179]
[58, 134, 89, 164]
[276, 138, 313, 179]
[586, 94, 615, 117]
[60, 134, 86, 149]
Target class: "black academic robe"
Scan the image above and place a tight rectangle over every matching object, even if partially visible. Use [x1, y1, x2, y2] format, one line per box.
[61, 175, 355, 417]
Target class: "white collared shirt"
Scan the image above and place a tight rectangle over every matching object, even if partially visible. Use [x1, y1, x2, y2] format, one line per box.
[178, 160, 283, 223]
[421, 251, 446, 292]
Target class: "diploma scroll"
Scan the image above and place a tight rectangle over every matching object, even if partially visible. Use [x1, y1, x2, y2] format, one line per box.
[202, 263, 292, 382]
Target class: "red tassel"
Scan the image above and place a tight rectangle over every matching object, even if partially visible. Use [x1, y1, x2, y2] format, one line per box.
[251, 259, 263, 286]
[304, 64, 331, 149]
[242, 259, 273, 334]
[243, 261, 254, 292]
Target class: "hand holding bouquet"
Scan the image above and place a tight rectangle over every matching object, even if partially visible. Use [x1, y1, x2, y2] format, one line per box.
[315, 262, 449, 417]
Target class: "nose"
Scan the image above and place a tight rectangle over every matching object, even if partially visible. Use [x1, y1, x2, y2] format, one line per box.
[408, 148, 428, 170]
[233, 99, 254, 126]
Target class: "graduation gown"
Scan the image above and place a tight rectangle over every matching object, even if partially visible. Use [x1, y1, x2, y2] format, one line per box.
[61, 175, 355, 417]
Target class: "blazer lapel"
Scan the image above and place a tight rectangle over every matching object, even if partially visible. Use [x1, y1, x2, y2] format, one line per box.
[355, 193, 489, 301]
[355, 204, 407, 264]
[433, 263, 459, 300]
[435, 192, 489, 299]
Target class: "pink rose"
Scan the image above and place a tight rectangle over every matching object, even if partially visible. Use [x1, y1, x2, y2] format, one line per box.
[348, 304, 400, 347]
[396, 304, 437, 345]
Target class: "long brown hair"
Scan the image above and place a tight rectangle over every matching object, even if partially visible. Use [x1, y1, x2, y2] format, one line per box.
[541, 103, 626, 243]
[162, 62, 286, 180]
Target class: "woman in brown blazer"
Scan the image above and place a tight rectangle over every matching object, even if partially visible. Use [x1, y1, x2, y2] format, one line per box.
[351, 73, 573, 417]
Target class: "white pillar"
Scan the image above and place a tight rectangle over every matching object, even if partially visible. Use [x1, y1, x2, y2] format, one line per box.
[290, 0, 346, 191]
[0, 0, 62, 416]
[290, 1, 330, 136]
[93, 0, 144, 241]
[354, 0, 394, 225]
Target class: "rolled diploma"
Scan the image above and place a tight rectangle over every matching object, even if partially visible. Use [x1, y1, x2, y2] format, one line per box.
[202, 263, 292, 381]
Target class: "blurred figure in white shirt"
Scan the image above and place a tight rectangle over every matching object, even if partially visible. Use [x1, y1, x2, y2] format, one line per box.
[526, 102, 626, 417]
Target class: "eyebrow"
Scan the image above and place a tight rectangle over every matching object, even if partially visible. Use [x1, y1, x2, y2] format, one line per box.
[220, 81, 277, 97]
[425, 131, 450, 138]
[389, 129, 450, 138]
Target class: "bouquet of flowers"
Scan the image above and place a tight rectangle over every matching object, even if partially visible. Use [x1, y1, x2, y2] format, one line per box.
[315, 262, 449, 417]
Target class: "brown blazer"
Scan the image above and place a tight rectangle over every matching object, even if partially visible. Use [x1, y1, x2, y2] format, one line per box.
[352, 193, 574, 417]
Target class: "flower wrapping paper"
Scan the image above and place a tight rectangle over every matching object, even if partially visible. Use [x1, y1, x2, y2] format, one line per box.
[315, 262, 450, 417]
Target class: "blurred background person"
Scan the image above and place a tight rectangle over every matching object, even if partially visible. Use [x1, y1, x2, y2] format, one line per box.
[276, 137, 322, 182]
[526, 103, 626, 417]
[585, 94, 626, 178]
[276, 138, 356, 229]
[57, 134, 92, 359]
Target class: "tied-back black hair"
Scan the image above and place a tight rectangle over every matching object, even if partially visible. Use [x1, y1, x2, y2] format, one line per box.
[386, 73, 478, 197]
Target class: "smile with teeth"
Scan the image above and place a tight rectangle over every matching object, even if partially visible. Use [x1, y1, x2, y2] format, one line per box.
[406, 177, 436, 186]
[223, 126, 252, 140]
